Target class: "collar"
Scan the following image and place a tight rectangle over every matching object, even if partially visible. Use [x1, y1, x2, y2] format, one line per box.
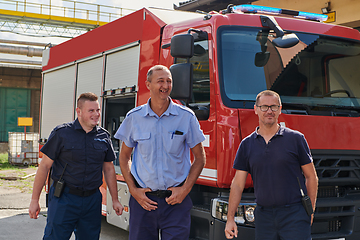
[74, 118, 99, 133]
[254, 124, 284, 138]
[144, 97, 179, 117]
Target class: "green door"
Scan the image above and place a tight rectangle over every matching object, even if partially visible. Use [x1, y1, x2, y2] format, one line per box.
[0, 88, 30, 142]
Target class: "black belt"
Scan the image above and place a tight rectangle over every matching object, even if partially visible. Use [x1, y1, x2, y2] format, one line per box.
[146, 190, 172, 198]
[134, 178, 185, 198]
[54, 181, 97, 197]
[68, 187, 97, 197]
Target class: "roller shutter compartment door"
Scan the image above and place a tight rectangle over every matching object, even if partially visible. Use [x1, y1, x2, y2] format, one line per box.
[41, 65, 76, 139]
[76, 57, 104, 101]
[104, 45, 140, 91]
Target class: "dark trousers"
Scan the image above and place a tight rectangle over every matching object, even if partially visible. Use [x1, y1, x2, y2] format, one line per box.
[255, 202, 311, 240]
[129, 194, 193, 240]
[43, 184, 102, 240]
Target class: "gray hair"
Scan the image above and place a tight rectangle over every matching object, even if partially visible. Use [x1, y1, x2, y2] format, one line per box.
[147, 65, 170, 82]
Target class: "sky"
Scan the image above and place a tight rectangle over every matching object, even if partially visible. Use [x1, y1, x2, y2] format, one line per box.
[0, 0, 180, 62]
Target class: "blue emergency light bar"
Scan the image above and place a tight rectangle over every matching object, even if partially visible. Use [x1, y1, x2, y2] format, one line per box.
[233, 4, 328, 22]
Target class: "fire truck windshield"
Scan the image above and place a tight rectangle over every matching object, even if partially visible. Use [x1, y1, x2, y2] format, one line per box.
[218, 26, 360, 115]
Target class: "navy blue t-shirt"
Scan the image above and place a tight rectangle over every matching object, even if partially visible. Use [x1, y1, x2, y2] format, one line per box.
[41, 119, 116, 191]
[233, 126, 313, 207]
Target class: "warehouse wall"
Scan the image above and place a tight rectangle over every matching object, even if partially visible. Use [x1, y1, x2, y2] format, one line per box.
[0, 67, 41, 144]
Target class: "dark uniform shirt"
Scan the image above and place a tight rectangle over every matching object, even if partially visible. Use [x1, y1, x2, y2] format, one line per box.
[233, 126, 313, 207]
[41, 119, 116, 191]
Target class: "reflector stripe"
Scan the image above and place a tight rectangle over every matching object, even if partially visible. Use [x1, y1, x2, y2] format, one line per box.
[199, 168, 217, 181]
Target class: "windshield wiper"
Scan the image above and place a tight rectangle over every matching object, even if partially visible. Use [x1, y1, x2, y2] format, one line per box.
[281, 103, 360, 117]
[281, 102, 310, 115]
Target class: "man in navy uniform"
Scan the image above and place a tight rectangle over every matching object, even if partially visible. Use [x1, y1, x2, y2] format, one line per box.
[225, 90, 318, 240]
[29, 92, 123, 240]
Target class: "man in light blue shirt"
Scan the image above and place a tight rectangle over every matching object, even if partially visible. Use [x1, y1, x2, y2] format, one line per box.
[115, 65, 206, 240]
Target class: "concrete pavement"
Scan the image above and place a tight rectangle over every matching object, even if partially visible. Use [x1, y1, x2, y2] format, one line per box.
[0, 171, 129, 239]
[0, 209, 129, 240]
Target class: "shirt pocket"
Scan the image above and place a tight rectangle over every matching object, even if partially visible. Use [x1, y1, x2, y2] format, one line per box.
[168, 132, 185, 157]
[63, 142, 83, 161]
[133, 132, 151, 156]
[90, 142, 108, 162]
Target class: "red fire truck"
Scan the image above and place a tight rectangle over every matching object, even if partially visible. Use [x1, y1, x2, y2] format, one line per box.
[40, 5, 360, 240]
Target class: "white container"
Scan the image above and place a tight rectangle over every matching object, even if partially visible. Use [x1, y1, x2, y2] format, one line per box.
[8, 132, 39, 165]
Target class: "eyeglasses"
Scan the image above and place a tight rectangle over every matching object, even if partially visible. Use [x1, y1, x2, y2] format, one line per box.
[256, 105, 280, 112]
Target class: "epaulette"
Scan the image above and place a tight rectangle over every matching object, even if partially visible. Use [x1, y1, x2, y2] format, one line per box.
[176, 103, 196, 116]
[126, 105, 144, 116]
[96, 125, 111, 135]
[53, 122, 71, 131]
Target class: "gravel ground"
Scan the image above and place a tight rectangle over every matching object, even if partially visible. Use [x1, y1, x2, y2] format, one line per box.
[0, 166, 37, 194]
[0, 166, 47, 211]
[0, 166, 129, 239]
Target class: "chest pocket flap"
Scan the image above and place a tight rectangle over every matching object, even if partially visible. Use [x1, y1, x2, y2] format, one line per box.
[133, 132, 151, 156]
[64, 142, 83, 150]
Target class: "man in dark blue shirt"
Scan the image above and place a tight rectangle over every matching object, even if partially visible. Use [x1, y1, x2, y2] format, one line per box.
[29, 92, 123, 240]
[225, 90, 318, 240]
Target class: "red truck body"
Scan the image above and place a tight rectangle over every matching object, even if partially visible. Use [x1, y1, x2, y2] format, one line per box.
[40, 6, 360, 240]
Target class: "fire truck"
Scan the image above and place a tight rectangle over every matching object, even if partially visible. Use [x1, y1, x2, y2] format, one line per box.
[40, 4, 360, 240]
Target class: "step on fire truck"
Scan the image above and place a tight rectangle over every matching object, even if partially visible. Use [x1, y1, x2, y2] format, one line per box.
[40, 4, 360, 240]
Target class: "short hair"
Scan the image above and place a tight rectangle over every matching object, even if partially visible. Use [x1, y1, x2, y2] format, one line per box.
[147, 65, 170, 82]
[255, 90, 282, 106]
[77, 92, 98, 108]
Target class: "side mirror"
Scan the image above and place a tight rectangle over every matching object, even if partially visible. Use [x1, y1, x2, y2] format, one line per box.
[171, 34, 194, 58]
[272, 33, 299, 48]
[255, 52, 270, 67]
[260, 15, 299, 48]
[170, 63, 193, 100]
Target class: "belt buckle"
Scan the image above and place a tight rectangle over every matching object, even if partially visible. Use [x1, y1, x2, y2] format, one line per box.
[158, 190, 171, 198]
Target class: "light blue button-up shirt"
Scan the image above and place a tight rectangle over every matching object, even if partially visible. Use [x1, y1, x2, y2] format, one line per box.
[114, 98, 205, 191]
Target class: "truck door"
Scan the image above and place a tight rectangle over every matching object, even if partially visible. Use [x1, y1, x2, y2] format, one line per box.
[103, 96, 135, 173]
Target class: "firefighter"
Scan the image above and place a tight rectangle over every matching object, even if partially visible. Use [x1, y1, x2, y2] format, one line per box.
[115, 65, 206, 240]
[225, 90, 318, 240]
[29, 92, 123, 240]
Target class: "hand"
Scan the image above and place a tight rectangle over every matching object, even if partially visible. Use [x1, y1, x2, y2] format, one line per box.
[225, 220, 238, 239]
[29, 199, 40, 219]
[131, 187, 158, 211]
[112, 200, 124, 215]
[165, 186, 188, 205]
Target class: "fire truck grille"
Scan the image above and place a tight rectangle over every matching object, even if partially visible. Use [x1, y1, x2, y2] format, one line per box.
[310, 151, 360, 238]
[317, 186, 346, 198]
[312, 152, 360, 186]
[312, 219, 342, 234]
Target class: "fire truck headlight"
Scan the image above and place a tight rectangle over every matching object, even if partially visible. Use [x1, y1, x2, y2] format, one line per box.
[211, 198, 256, 225]
[245, 206, 255, 223]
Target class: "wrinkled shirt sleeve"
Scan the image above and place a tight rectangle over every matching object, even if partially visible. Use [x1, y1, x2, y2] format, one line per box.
[186, 114, 206, 148]
[114, 115, 136, 148]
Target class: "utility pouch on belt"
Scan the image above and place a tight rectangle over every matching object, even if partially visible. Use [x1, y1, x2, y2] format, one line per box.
[297, 177, 313, 216]
[53, 163, 67, 198]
